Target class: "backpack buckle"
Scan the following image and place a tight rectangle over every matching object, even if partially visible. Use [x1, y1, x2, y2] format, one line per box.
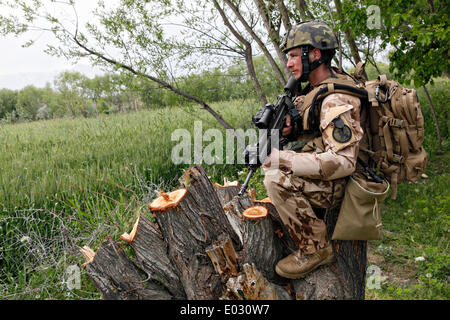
[388, 118, 404, 128]
[392, 154, 404, 163]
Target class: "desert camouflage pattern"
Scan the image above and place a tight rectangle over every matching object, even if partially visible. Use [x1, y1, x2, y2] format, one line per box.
[263, 92, 362, 254]
[281, 21, 338, 53]
[264, 168, 346, 254]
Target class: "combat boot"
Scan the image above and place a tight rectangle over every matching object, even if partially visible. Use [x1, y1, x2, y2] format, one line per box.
[275, 243, 334, 279]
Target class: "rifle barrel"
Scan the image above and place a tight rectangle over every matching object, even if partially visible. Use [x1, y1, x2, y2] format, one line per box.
[238, 167, 256, 196]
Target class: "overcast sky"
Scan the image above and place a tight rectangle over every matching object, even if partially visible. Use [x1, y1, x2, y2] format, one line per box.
[0, 1, 105, 90]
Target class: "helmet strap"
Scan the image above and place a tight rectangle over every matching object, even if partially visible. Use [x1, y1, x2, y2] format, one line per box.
[299, 45, 327, 83]
[299, 46, 310, 82]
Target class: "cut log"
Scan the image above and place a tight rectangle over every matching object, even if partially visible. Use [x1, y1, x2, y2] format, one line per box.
[148, 165, 239, 299]
[222, 192, 253, 247]
[244, 195, 298, 260]
[179, 165, 241, 245]
[242, 205, 269, 220]
[240, 209, 286, 284]
[148, 189, 188, 212]
[120, 214, 186, 299]
[221, 195, 289, 285]
[81, 236, 172, 300]
[81, 165, 368, 301]
[215, 179, 241, 208]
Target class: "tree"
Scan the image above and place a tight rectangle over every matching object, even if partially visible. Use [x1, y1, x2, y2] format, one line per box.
[213, 0, 268, 106]
[54, 71, 90, 117]
[0, 0, 369, 300]
[15, 85, 44, 121]
[3, 0, 445, 299]
[81, 165, 368, 300]
[0, 0, 234, 129]
[0, 89, 17, 119]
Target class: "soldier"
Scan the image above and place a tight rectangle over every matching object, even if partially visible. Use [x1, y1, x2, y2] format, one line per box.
[262, 21, 365, 279]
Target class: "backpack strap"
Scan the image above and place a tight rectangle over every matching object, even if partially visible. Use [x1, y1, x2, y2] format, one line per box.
[306, 83, 368, 132]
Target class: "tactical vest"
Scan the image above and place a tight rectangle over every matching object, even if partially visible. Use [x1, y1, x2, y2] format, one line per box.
[285, 69, 366, 153]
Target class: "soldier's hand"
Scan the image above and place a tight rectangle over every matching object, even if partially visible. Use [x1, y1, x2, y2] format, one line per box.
[282, 114, 293, 137]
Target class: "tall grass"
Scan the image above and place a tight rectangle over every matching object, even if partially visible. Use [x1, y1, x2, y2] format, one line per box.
[0, 98, 258, 299]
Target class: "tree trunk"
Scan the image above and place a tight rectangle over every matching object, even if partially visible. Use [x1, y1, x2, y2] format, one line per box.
[333, 0, 368, 79]
[213, 0, 268, 107]
[296, 0, 315, 21]
[80, 236, 172, 300]
[223, 0, 287, 86]
[72, 35, 235, 131]
[422, 85, 443, 155]
[253, 0, 291, 80]
[81, 165, 367, 300]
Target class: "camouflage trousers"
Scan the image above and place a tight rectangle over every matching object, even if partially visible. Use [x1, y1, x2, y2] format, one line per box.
[263, 168, 346, 255]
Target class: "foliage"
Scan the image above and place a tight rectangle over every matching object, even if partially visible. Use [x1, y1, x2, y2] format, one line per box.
[0, 97, 259, 298]
[0, 89, 17, 119]
[0, 78, 447, 300]
[340, 0, 450, 86]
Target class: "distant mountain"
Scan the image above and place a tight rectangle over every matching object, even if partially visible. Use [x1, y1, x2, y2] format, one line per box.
[0, 64, 104, 90]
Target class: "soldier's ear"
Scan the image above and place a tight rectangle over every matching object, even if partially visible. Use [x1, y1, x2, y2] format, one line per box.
[311, 48, 322, 60]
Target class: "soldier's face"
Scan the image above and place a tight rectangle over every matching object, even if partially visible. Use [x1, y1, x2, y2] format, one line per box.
[286, 47, 321, 80]
[286, 48, 303, 79]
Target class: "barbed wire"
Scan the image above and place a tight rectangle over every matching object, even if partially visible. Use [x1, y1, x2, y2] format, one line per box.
[0, 173, 170, 300]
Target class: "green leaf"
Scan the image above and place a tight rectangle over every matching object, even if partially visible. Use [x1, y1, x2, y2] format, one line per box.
[391, 13, 401, 27]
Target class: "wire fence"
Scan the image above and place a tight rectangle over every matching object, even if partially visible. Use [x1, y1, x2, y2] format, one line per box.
[0, 176, 171, 300]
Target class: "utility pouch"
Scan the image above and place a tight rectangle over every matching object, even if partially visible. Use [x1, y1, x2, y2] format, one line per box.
[332, 173, 390, 240]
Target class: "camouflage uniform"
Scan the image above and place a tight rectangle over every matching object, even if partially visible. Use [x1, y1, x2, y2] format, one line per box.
[263, 92, 363, 255]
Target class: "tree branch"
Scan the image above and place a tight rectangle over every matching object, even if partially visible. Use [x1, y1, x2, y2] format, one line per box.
[72, 35, 235, 131]
[253, 0, 290, 79]
[213, 0, 267, 106]
[223, 0, 286, 85]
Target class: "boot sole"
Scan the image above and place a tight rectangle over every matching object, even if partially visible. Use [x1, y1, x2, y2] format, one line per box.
[275, 254, 335, 280]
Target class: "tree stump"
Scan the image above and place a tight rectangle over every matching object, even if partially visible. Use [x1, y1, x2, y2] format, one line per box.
[81, 165, 367, 300]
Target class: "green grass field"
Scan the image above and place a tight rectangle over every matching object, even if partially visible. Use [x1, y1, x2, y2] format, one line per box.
[0, 79, 448, 299]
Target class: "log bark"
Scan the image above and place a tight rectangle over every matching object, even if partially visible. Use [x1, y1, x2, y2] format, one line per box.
[205, 233, 239, 283]
[120, 214, 186, 299]
[152, 166, 237, 299]
[81, 165, 367, 300]
[81, 236, 172, 300]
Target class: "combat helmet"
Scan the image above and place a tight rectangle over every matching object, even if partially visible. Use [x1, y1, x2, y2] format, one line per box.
[281, 20, 338, 52]
[281, 21, 338, 82]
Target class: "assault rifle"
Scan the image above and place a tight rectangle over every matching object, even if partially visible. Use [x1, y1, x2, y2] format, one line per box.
[238, 76, 300, 196]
